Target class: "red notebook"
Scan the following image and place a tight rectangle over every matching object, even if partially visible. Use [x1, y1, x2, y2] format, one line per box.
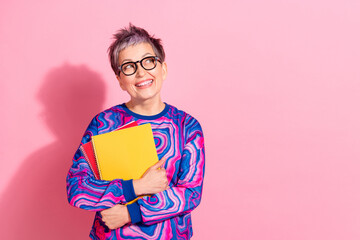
[80, 121, 138, 180]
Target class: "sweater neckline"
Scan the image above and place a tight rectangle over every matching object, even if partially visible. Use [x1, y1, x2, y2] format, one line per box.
[120, 102, 169, 120]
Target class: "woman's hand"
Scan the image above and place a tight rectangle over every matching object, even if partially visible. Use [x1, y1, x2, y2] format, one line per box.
[133, 157, 169, 196]
[101, 204, 131, 230]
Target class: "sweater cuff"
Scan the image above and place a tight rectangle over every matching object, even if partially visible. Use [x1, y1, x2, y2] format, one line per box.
[122, 179, 137, 202]
[127, 201, 142, 224]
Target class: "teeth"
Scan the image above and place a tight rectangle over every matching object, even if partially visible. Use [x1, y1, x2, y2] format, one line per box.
[136, 80, 153, 87]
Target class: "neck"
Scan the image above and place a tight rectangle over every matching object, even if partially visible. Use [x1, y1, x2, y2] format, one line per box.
[126, 98, 165, 116]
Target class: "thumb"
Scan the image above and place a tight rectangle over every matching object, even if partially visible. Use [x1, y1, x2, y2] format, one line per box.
[151, 157, 166, 169]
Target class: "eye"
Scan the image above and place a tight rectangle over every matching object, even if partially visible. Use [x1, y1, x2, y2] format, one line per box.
[145, 58, 154, 64]
[142, 57, 156, 68]
[125, 64, 134, 69]
[122, 63, 135, 71]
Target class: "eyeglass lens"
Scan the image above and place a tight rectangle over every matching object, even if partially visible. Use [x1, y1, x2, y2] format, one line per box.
[121, 56, 158, 76]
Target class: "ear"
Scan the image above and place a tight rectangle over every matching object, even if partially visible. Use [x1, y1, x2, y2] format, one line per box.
[116, 75, 126, 91]
[161, 62, 168, 80]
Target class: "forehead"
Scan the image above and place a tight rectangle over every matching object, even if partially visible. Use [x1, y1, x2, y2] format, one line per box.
[118, 42, 155, 62]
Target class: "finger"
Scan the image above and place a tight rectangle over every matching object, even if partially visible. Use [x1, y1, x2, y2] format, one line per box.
[160, 157, 167, 168]
[160, 160, 166, 169]
[151, 157, 166, 169]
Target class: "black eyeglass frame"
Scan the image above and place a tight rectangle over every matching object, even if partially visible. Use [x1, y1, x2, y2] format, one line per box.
[118, 56, 161, 76]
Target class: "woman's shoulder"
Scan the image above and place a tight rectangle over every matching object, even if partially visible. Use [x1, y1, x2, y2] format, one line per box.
[99, 104, 127, 114]
[91, 104, 128, 119]
[167, 103, 192, 119]
[88, 104, 132, 133]
[166, 103, 202, 129]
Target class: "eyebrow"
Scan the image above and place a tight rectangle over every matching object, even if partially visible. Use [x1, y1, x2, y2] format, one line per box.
[121, 53, 154, 64]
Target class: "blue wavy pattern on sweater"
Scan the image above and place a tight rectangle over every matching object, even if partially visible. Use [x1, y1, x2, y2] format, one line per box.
[66, 103, 205, 239]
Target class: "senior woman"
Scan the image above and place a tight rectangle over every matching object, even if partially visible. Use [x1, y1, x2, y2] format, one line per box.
[66, 24, 205, 239]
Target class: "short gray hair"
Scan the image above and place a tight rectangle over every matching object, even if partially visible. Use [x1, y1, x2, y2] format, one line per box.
[108, 24, 166, 76]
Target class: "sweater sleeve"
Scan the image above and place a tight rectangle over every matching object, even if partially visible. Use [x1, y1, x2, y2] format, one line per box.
[66, 116, 137, 211]
[127, 118, 205, 225]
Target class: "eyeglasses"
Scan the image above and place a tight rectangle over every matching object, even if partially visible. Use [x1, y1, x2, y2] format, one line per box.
[118, 56, 161, 76]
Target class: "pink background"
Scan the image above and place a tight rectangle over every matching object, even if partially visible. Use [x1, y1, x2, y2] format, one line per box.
[1, 0, 360, 239]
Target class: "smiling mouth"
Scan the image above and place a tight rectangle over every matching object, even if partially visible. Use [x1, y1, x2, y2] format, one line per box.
[135, 80, 153, 87]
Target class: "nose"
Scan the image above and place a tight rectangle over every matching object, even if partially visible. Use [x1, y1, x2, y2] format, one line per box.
[135, 62, 146, 78]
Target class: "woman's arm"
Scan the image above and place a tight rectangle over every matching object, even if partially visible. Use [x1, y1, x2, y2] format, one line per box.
[128, 118, 205, 225]
[66, 117, 139, 211]
[66, 149, 138, 211]
[101, 158, 169, 229]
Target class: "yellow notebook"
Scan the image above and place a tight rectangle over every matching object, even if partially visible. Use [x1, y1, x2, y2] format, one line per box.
[91, 123, 159, 181]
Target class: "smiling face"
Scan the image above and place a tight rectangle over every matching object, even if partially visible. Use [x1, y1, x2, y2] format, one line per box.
[116, 42, 167, 104]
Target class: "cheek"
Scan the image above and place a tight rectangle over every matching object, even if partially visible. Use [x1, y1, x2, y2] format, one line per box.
[118, 81, 125, 90]
[154, 69, 166, 81]
[118, 77, 133, 88]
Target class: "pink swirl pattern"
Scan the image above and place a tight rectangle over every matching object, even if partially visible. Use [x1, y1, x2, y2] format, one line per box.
[67, 103, 205, 239]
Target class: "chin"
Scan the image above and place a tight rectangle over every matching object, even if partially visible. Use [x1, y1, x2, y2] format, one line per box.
[135, 93, 161, 102]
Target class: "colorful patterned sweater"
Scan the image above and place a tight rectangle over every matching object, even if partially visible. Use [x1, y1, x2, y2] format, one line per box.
[66, 103, 205, 239]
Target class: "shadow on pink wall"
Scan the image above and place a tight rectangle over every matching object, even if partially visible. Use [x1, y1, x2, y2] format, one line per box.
[0, 63, 106, 239]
